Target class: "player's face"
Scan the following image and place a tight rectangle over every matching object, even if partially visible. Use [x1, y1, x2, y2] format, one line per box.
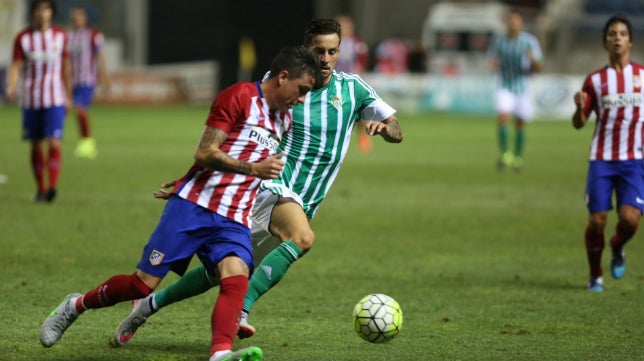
[605, 22, 631, 56]
[275, 72, 316, 112]
[70, 9, 87, 29]
[307, 34, 341, 87]
[506, 13, 523, 34]
[33, 3, 53, 28]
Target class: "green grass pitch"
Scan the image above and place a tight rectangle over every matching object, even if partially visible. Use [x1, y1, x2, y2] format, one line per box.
[0, 104, 643, 360]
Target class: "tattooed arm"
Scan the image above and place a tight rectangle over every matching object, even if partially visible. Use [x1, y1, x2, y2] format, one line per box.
[194, 125, 284, 179]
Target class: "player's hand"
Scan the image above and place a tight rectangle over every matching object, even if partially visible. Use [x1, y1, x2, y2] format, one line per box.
[5, 84, 16, 102]
[153, 179, 178, 200]
[363, 120, 390, 137]
[252, 151, 285, 179]
[574, 91, 587, 107]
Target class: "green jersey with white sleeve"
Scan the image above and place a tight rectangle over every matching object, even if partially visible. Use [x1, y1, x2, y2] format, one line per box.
[260, 71, 396, 219]
[488, 31, 543, 95]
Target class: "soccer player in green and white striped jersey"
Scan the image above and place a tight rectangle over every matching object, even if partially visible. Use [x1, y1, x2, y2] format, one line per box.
[112, 18, 403, 346]
[488, 8, 543, 171]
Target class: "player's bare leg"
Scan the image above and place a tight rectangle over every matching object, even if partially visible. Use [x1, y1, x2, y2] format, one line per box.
[240, 198, 313, 338]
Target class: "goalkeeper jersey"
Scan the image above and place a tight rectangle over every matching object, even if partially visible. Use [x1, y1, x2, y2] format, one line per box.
[262, 71, 396, 218]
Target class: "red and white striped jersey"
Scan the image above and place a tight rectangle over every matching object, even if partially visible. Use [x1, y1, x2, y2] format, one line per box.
[173, 81, 291, 227]
[12, 26, 68, 109]
[68, 26, 104, 87]
[581, 62, 644, 161]
[336, 36, 368, 74]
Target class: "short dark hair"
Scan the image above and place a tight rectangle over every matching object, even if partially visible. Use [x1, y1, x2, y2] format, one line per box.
[268, 46, 320, 80]
[303, 18, 342, 46]
[603, 15, 632, 42]
[30, 0, 57, 17]
[506, 8, 524, 18]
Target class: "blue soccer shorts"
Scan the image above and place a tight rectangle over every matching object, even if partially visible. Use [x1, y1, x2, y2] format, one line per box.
[72, 86, 95, 108]
[585, 160, 644, 213]
[137, 195, 254, 278]
[22, 106, 66, 140]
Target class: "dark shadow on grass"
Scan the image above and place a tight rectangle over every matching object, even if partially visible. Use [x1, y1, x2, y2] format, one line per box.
[433, 272, 586, 291]
[36, 339, 207, 361]
[498, 275, 585, 291]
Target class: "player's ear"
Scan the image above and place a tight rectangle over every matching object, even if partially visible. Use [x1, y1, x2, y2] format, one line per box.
[277, 70, 289, 86]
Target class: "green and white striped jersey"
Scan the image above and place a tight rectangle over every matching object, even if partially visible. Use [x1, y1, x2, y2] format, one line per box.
[488, 31, 543, 94]
[261, 71, 396, 219]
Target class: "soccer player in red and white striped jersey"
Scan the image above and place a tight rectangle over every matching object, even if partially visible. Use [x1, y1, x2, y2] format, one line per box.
[572, 15, 644, 292]
[173, 84, 294, 227]
[110, 18, 403, 346]
[68, 7, 110, 159]
[6, 0, 72, 202]
[39, 46, 318, 361]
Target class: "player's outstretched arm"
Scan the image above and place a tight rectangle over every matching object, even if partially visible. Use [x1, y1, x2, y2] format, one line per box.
[363, 116, 403, 143]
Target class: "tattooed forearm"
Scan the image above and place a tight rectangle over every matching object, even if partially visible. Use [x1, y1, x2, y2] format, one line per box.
[203, 151, 253, 175]
[196, 126, 254, 175]
[198, 126, 226, 150]
[235, 160, 252, 175]
[381, 117, 403, 143]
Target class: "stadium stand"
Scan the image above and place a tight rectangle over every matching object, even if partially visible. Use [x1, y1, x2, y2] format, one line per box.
[538, 0, 644, 73]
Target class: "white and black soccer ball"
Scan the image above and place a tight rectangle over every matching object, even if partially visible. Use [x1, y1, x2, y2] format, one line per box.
[352, 293, 403, 343]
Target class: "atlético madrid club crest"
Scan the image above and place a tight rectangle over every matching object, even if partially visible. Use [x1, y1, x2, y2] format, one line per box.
[330, 96, 343, 110]
[149, 250, 164, 266]
[633, 75, 642, 90]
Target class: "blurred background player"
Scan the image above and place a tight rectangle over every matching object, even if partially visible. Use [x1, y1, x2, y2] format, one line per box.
[334, 14, 368, 74]
[487, 8, 543, 171]
[38, 46, 318, 361]
[5, 0, 71, 202]
[572, 15, 644, 292]
[374, 37, 410, 74]
[334, 14, 372, 153]
[68, 7, 110, 159]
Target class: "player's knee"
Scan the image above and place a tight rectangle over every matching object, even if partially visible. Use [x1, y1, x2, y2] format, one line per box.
[48, 138, 62, 148]
[624, 218, 639, 231]
[291, 228, 315, 254]
[618, 218, 639, 236]
[617, 209, 641, 231]
[588, 213, 607, 230]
